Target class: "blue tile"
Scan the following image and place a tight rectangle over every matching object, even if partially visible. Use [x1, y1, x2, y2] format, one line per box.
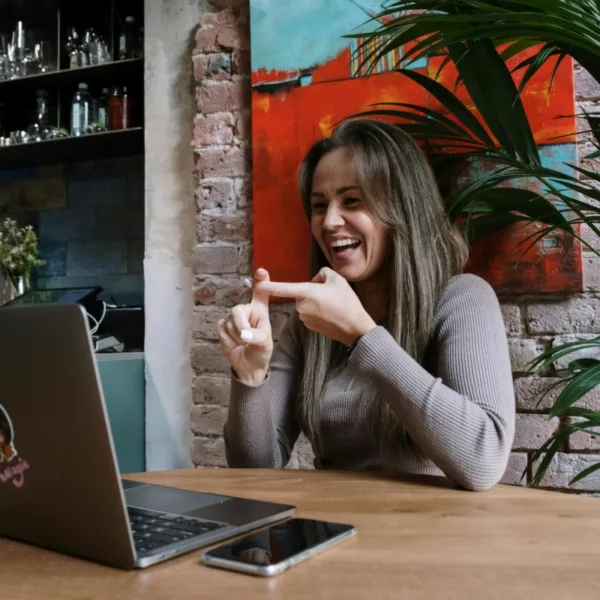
[95, 208, 128, 240]
[37, 243, 67, 277]
[67, 241, 127, 276]
[68, 176, 128, 208]
[38, 209, 95, 243]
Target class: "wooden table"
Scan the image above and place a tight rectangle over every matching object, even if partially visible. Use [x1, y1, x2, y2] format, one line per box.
[3, 469, 600, 599]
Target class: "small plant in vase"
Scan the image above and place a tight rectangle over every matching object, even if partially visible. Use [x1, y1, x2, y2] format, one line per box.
[0, 218, 45, 299]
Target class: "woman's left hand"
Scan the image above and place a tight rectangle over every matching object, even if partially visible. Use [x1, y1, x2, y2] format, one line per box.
[254, 267, 377, 346]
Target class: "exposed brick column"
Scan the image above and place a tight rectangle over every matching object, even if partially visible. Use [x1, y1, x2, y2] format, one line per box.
[190, 2, 308, 468]
[191, 3, 252, 467]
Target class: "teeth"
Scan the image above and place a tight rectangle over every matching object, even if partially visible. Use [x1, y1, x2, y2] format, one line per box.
[330, 238, 359, 248]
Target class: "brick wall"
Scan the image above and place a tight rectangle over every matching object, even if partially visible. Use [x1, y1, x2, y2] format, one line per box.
[0, 156, 144, 305]
[191, 1, 600, 490]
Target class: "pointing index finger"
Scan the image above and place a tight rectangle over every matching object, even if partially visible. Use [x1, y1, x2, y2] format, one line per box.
[254, 280, 314, 300]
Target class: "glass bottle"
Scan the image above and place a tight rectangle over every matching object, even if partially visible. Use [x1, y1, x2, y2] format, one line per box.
[108, 87, 123, 130]
[71, 82, 92, 136]
[66, 27, 79, 69]
[121, 86, 130, 129]
[96, 87, 110, 131]
[119, 16, 137, 60]
[28, 89, 53, 141]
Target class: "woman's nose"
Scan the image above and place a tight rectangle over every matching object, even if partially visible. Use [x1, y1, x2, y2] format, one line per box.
[322, 203, 344, 230]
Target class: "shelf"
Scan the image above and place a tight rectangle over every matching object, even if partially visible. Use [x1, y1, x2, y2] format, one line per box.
[0, 127, 143, 169]
[0, 58, 143, 93]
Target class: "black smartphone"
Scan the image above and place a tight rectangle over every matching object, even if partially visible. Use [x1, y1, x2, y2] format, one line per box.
[202, 517, 356, 577]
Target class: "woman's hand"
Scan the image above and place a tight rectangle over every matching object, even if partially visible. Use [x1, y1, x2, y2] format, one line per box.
[254, 267, 377, 346]
[217, 268, 274, 385]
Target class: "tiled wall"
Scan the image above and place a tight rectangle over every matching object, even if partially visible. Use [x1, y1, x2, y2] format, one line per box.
[0, 155, 144, 306]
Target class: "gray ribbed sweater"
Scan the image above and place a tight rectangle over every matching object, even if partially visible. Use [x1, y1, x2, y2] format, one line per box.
[224, 274, 516, 491]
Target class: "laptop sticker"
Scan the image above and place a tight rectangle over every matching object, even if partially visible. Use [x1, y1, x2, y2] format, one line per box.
[0, 403, 30, 488]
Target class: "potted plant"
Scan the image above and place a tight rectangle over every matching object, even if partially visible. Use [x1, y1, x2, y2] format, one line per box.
[0, 218, 45, 302]
[351, 0, 600, 487]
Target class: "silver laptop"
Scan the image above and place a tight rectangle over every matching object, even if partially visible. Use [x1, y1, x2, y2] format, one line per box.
[0, 304, 295, 569]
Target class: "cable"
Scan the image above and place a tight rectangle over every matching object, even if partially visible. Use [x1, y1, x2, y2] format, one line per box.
[86, 300, 108, 336]
[86, 311, 100, 334]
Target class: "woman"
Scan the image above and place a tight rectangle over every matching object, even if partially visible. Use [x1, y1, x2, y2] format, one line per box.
[217, 119, 515, 491]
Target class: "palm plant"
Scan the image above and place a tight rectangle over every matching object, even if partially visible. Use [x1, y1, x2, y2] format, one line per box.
[349, 0, 600, 487]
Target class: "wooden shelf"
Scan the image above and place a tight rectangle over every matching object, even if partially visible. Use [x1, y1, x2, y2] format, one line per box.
[0, 58, 143, 93]
[0, 127, 144, 169]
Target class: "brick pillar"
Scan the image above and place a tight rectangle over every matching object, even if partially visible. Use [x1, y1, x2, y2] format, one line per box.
[191, 3, 252, 466]
[190, 2, 311, 468]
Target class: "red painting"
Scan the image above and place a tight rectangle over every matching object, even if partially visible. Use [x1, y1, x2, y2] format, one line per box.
[250, 1, 582, 294]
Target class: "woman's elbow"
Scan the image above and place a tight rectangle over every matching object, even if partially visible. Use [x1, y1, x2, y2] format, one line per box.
[457, 451, 512, 492]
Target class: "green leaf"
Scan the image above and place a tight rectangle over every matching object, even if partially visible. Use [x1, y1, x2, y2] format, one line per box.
[528, 337, 600, 372]
[561, 406, 597, 418]
[512, 43, 557, 99]
[570, 358, 600, 371]
[394, 69, 497, 148]
[549, 363, 600, 418]
[582, 109, 600, 149]
[529, 429, 571, 487]
[475, 187, 573, 229]
[462, 212, 529, 243]
[570, 461, 600, 485]
[447, 39, 541, 165]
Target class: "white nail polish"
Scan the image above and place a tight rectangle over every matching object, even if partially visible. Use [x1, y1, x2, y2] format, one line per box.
[243, 278, 252, 288]
[240, 329, 254, 342]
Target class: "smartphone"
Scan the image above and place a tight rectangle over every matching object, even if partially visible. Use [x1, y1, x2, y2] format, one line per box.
[202, 518, 356, 577]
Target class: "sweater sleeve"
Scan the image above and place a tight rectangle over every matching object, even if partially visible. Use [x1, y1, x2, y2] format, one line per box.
[223, 313, 303, 468]
[348, 274, 515, 491]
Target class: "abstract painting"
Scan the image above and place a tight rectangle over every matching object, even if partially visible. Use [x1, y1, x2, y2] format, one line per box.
[250, 0, 581, 294]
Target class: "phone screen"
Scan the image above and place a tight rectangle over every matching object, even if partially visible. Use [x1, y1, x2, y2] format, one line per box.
[204, 518, 354, 567]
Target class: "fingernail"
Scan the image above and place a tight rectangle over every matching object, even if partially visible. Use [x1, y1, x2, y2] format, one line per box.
[243, 278, 252, 288]
[240, 329, 254, 342]
[256, 268, 267, 277]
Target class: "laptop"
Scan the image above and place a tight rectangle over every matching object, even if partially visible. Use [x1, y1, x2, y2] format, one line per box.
[0, 304, 295, 569]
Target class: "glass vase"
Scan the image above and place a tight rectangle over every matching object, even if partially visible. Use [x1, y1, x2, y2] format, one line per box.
[0, 274, 31, 304]
[12, 274, 31, 297]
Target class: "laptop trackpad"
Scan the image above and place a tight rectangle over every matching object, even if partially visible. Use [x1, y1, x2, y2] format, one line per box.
[124, 483, 229, 514]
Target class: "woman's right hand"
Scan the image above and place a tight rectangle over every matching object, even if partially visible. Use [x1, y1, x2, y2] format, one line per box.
[217, 268, 274, 385]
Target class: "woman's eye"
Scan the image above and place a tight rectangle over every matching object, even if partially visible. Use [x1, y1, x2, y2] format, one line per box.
[311, 202, 327, 212]
[344, 197, 361, 206]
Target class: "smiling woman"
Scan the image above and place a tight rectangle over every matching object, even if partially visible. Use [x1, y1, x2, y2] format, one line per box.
[217, 118, 516, 492]
[307, 147, 390, 289]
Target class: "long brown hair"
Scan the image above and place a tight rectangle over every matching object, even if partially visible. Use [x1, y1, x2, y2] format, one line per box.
[297, 118, 469, 467]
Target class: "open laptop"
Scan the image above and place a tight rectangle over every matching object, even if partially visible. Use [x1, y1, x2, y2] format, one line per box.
[0, 304, 295, 569]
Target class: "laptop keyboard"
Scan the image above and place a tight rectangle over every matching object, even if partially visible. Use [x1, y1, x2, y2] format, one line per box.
[127, 507, 226, 554]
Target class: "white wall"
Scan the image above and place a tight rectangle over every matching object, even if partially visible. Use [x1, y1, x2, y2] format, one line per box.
[144, 0, 211, 470]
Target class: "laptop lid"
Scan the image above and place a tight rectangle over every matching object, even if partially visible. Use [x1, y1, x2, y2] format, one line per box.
[0, 304, 136, 569]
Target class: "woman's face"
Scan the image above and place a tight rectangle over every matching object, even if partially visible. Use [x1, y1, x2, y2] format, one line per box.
[310, 147, 389, 284]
